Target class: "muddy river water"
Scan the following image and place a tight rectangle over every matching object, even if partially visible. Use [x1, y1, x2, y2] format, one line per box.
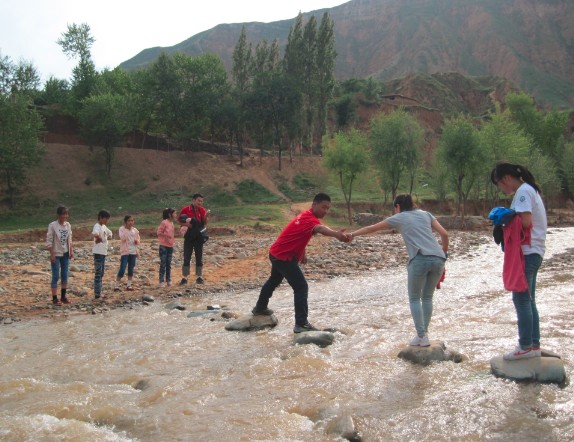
[1, 228, 573, 441]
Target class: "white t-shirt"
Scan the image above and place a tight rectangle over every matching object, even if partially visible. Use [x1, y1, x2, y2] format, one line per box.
[511, 183, 547, 256]
[92, 223, 112, 255]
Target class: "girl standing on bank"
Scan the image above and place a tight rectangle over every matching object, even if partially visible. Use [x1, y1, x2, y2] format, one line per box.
[157, 208, 176, 288]
[115, 215, 140, 291]
[46, 206, 73, 305]
[348, 194, 448, 347]
[491, 162, 547, 360]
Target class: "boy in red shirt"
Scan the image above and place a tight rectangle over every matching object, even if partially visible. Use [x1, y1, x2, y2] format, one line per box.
[252, 193, 349, 333]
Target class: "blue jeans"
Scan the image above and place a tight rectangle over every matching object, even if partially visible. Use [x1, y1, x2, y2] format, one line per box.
[255, 254, 309, 326]
[512, 253, 543, 350]
[117, 254, 137, 278]
[93, 254, 106, 296]
[50, 252, 70, 288]
[407, 254, 445, 337]
[159, 246, 173, 283]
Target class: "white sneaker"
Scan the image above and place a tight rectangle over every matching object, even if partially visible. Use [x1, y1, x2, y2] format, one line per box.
[410, 335, 430, 346]
[159, 282, 166, 288]
[503, 346, 538, 360]
[419, 335, 430, 347]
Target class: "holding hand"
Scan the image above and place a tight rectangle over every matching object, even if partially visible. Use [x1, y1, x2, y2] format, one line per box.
[336, 229, 350, 243]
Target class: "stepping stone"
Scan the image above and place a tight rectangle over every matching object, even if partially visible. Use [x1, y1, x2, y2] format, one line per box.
[293, 330, 335, 347]
[398, 341, 465, 365]
[490, 356, 566, 384]
[225, 313, 278, 331]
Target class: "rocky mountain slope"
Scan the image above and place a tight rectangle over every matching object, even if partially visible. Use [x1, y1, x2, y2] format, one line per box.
[119, 0, 574, 108]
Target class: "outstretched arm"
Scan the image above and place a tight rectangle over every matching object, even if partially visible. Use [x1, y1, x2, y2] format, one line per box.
[349, 219, 392, 240]
[313, 224, 348, 242]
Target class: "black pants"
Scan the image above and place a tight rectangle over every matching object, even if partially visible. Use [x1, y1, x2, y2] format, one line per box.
[255, 254, 309, 326]
[182, 230, 203, 277]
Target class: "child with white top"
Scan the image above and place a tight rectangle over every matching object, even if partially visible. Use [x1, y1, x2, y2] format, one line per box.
[46, 205, 74, 305]
[92, 210, 112, 299]
[115, 215, 140, 291]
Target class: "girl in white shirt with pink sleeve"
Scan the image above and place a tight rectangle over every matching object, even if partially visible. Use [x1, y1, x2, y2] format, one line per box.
[115, 215, 140, 291]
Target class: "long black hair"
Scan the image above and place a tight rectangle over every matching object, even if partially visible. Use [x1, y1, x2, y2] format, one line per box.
[490, 162, 541, 194]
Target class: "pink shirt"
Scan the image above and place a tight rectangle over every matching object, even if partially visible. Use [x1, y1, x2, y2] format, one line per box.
[118, 226, 140, 255]
[157, 219, 175, 248]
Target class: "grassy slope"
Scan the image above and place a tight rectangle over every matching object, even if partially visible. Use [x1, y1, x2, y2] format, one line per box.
[0, 144, 392, 233]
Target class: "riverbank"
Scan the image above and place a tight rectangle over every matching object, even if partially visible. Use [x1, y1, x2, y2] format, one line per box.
[0, 228, 493, 324]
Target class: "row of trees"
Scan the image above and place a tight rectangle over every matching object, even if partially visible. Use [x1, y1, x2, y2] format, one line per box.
[1, 16, 572, 215]
[0, 13, 336, 206]
[324, 93, 573, 224]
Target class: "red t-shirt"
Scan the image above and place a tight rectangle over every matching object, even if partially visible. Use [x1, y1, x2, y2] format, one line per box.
[269, 209, 321, 261]
[178, 205, 207, 225]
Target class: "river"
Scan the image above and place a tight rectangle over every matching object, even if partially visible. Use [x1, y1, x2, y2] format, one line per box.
[1, 228, 573, 441]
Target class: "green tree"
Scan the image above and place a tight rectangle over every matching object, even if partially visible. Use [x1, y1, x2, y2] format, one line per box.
[0, 54, 41, 96]
[506, 92, 568, 164]
[323, 129, 369, 224]
[301, 15, 318, 150]
[478, 109, 531, 205]
[0, 94, 44, 207]
[333, 93, 357, 130]
[437, 116, 483, 222]
[79, 93, 129, 178]
[57, 23, 98, 112]
[39, 76, 70, 106]
[369, 108, 424, 201]
[562, 141, 574, 197]
[232, 26, 252, 94]
[314, 12, 337, 149]
[172, 53, 229, 145]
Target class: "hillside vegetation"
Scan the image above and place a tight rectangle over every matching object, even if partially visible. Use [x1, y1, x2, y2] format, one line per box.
[0, 144, 378, 232]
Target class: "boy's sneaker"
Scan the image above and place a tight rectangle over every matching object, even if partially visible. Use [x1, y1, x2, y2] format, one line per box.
[126, 286, 134, 291]
[159, 282, 166, 288]
[166, 281, 172, 287]
[410, 335, 430, 347]
[196, 277, 204, 284]
[251, 307, 274, 316]
[179, 278, 188, 286]
[293, 323, 319, 333]
[531, 345, 542, 357]
[61, 297, 71, 304]
[503, 346, 539, 360]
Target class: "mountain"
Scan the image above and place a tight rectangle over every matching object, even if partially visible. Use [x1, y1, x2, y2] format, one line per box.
[120, 0, 574, 108]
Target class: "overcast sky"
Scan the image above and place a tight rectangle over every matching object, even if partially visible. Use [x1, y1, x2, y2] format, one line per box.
[2, 0, 348, 84]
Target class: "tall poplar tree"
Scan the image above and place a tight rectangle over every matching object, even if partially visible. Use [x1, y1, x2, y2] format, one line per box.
[315, 12, 337, 149]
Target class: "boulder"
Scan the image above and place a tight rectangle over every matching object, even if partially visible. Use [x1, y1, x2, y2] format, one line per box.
[490, 355, 566, 384]
[225, 314, 278, 331]
[293, 331, 335, 347]
[353, 213, 385, 226]
[397, 341, 465, 365]
[165, 301, 186, 311]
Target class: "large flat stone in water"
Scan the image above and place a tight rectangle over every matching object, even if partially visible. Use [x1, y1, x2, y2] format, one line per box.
[398, 341, 465, 365]
[224, 314, 278, 331]
[293, 331, 335, 347]
[491, 356, 566, 384]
